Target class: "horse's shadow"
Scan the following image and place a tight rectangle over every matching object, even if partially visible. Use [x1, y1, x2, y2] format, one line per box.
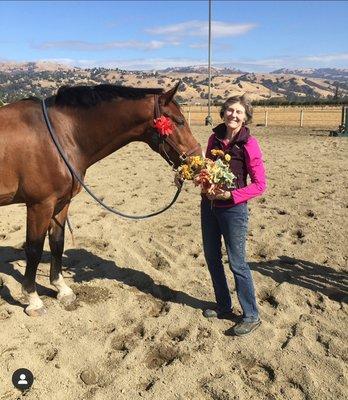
[250, 256, 347, 303]
[0, 245, 215, 311]
[1, 247, 347, 311]
[0, 245, 57, 309]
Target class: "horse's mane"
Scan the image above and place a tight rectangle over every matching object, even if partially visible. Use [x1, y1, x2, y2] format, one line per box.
[46, 84, 164, 108]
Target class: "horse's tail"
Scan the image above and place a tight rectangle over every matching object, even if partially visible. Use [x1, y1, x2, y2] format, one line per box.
[66, 216, 75, 247]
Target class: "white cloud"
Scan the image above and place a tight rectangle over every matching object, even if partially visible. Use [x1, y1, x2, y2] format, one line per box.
[303, 53, 348, 62]
[189, 43, 207, 49]
[34, 39, 179, 51]
[228, 53, 348, 70]
[189, 42, 232, 52]
[146, 20, 257, 38]
[210, 21, 257, 38]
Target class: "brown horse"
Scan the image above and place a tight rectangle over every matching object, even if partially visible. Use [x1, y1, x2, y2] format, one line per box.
[0, 82, 201, 316]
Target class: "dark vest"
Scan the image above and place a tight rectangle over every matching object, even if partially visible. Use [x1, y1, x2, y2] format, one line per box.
[210, 123, 250, 190]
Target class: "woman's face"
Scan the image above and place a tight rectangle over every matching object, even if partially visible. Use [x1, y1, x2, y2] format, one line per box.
[223, 102, 246, 132]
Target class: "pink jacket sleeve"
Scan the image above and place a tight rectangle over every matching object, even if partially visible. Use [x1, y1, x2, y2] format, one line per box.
[231, 137, 267, 205]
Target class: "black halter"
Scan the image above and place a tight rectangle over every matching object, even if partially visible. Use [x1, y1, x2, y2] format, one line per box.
[153, 94, 201, 168]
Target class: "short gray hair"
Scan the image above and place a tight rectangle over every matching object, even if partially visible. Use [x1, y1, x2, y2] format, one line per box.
[219, 94, 253, 124]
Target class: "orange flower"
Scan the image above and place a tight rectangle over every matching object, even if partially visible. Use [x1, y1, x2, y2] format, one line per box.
[194, 169, 212, 192]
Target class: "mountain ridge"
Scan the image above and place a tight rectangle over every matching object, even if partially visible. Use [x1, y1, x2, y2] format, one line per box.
[0, 62, 347, 104]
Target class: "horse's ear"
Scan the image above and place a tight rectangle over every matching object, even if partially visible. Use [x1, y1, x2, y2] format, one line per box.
[160, 80, 181, 105]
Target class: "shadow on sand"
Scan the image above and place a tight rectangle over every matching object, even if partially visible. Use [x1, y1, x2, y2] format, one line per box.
[250, 255, 347, 302]
[1, 246, 347, 312]
[0, 245, 215, 311]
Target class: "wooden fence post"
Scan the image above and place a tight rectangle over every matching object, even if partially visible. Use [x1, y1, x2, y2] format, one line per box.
[300, 110, 304, 127]
[264, 110, 268, 127]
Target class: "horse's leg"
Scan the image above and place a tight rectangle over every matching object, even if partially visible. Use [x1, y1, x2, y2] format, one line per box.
[22, 202, 54, 316]
[49, 204, 76, 306]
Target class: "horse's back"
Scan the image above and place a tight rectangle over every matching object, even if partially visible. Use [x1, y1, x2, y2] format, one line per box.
[0, 99, 44, 135]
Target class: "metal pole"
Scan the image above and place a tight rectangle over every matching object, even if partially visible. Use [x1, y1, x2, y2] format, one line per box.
[300, 110, 304, 127]
[341, 106, 346, 126]
[344, 107, 348, 135]
[205, 0, 212, 126]
[208, 0, 211, 118]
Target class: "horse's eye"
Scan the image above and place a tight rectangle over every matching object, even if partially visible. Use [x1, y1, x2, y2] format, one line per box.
[176, 118, 185, 126]
[163, 112, 184, 126]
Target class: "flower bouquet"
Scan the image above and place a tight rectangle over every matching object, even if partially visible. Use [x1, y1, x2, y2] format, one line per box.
[177, 150, 236, 195]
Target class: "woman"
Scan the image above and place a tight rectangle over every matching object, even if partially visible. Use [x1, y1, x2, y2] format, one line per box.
[201, 95, 266, 336]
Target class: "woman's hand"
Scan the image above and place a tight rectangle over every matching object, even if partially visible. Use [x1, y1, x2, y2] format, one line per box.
[206, 188, 232, 201]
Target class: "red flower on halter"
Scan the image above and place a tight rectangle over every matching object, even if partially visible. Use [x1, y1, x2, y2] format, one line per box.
[154, 115, 174, 136]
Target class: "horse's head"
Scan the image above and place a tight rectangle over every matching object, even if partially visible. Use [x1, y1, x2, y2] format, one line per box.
[147, 82, 202, 169]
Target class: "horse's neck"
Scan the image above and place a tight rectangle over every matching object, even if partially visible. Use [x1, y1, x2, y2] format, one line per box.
[56, 99, 152, 169]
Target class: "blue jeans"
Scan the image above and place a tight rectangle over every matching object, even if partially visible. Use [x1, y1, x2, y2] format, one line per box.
[201, 198, 259, 322]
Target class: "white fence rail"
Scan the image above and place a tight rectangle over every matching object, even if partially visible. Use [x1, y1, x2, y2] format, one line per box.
[181, 106, 345, 129]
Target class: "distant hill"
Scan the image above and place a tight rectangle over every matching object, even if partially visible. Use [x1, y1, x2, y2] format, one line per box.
[272, 68, 348, 82]
[0, 62, 347, 104]
[157, 66, 246, 75]
[0, 61, 77, 73]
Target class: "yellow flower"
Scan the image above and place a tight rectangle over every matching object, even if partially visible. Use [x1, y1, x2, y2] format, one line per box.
[178, 164, 193, 180]
[187, 156, 203, 167]
[224, 154, 231, 162]
[211, 149, 225, 158]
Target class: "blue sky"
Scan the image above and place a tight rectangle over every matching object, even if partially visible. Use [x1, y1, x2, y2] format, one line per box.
[1, 0, 347, 71]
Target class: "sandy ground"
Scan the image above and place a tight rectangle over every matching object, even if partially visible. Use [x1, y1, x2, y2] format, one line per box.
[0, 126, 347, 400]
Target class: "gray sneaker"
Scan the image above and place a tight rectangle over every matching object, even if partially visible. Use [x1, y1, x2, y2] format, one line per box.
[232, 320, 261, 336]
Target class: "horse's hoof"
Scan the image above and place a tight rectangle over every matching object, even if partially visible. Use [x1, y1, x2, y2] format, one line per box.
[25, 306, 47, 317]
[58, 292, 76, 306]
